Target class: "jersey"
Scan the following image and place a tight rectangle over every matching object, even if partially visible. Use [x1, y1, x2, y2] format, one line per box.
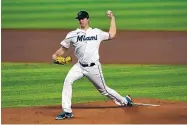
[60, 27, 110, 64]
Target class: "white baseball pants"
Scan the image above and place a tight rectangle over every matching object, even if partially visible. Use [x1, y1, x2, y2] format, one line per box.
[62, 61, 127, 113]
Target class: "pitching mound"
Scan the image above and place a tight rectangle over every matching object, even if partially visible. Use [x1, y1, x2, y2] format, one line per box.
[2, 98, 187, 124]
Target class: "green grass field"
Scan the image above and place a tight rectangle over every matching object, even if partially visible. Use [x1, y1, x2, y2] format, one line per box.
[1, 63, 187, 108]
[2, 0, 187, 30]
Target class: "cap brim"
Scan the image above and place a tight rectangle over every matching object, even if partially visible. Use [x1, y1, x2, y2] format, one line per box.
[75, 16, 84, 19]
[75, 16, 89, 20]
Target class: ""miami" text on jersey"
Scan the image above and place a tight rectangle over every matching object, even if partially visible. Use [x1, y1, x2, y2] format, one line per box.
[77, 35, 97, 42]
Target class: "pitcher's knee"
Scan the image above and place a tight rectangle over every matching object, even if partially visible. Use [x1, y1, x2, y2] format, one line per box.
[64, 78, 73, 86]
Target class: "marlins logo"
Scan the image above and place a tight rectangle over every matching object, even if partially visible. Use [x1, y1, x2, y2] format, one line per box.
[77, 35, 97, 42]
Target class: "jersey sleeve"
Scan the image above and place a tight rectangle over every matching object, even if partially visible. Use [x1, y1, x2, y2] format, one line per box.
[98, 29, 110, 41]
[60, 32, 73, 48]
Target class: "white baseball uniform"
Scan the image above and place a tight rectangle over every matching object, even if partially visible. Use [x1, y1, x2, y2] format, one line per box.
[60, 27, 128, 113]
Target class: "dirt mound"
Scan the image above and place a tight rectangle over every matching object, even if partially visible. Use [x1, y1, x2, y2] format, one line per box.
[2, 98, 187, 124]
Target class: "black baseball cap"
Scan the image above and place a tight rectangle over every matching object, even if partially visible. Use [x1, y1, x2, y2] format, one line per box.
[75, 10, 89, 19]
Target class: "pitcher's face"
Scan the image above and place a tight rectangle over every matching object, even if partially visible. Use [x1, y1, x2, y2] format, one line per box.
[78, 18, 89, 28]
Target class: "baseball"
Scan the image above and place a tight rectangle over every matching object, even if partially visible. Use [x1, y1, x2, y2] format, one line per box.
[106, 10, 112, 16]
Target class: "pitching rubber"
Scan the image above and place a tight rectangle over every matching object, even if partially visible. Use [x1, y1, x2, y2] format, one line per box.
[132, 103, 160, 107]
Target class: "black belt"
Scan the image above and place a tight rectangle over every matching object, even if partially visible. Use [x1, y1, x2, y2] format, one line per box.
[79, 62, 95, 67]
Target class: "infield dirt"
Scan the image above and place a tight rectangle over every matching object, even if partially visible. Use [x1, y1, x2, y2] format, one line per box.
[2, 29, 187, 64]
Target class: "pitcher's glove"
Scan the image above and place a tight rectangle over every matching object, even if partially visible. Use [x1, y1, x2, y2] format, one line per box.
[54, 56, 72, 65]
[65, 56, 72, 64]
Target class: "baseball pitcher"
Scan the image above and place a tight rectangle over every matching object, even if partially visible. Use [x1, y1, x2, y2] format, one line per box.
[52, 10, 133, 120]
